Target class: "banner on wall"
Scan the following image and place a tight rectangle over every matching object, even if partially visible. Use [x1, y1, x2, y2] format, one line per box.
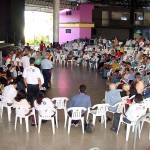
[0, 51, 2, 66]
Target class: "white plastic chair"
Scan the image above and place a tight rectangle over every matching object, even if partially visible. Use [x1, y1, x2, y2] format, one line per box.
[128, 95, 135, 102]
[121, 96, 129, 112]
[117, 103, 147, 141]
[86, 104, 107, 128]
[15, 107, 37, 132]
[0, 96, 13, 122]
[60, 55, 67, 65]
[140, 113, 150, 140]
[51, 97, 69, 128]
[107, 101, 124, 114]
[38, 108, 56, 134]
[142, 97, 150, 112]
[66, 107, 87, 134]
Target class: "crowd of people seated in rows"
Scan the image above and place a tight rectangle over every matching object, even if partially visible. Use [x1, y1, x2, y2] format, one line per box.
[0, 37, 149, 137]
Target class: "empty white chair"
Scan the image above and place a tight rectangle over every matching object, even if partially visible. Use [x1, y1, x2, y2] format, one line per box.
[117, 103, 147, 141]
[51, 97, 69, 128]
[86, 104, 107, 128]
[0, 96, 13, 122]
[66, 107, 87, 134]
[38, 108, 56, 134]
[15, 107, 37, 132]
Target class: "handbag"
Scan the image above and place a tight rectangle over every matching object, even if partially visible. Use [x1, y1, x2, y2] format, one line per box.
[84, 121, 94, 133]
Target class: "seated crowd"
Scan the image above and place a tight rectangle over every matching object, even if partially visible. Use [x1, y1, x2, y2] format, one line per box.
[0, 37, 149, 143]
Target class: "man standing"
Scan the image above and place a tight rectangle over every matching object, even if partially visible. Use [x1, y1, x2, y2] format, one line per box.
[41, 56, 53, 88]
[21, 50, 30, 69]
[69, 85, 91, 125]
[23, 57, 42, 107]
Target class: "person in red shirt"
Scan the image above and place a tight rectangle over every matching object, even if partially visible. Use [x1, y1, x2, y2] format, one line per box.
[39, 41, 45, 52]
[115, 50, 122, 58]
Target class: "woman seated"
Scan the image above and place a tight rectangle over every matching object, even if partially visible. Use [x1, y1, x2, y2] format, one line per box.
[14, 90, 36, 125]
[14, 90, 31, 115]
[128, 80, 137, 98]
[135, 75, 144, 94]
[121, 68, 130, 83]
[110, 94, 144, 132]
[34, 90, 55, 116]
[120, 84, 130, 97]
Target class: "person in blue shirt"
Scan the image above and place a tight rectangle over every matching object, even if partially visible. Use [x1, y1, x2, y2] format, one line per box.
[128, 68, 135, 82]
[69, 85, 91, 126]
[69, 85, 91, 108]
[105, 83, 121, 113]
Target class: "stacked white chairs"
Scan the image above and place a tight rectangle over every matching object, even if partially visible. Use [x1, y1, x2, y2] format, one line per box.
[66, 107, 87, 134]
[86, 104, 107, 128]
[0, 96, 13, 122]
[15, 107, 37, 132]
[117, 103, 147, 141]
[38, 107, 56, 134]
[51, 97, 69, 128]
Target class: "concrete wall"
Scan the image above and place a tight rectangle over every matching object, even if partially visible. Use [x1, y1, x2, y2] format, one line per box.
[93, 28, 129, 41]
[0, 0, 10, 42]
[0, 0, 25, 43]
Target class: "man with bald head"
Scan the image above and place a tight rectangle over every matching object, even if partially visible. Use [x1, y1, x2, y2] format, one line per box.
[105, 83, 121, 113]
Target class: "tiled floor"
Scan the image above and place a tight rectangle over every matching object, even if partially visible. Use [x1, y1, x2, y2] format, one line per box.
[0, 64, 149, 150]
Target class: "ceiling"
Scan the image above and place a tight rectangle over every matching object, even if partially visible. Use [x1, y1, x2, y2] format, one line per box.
[25, 0, 150, 12]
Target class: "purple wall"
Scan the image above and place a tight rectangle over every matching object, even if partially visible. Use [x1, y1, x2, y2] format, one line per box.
[59, 10, 80, 23]
[59, 4, 94, 44]
[80, 28, 91, 38]
[59, 28, 80, 43]
[79, 4, 94, 23]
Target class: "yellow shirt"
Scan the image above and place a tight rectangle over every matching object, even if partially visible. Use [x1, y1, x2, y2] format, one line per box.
[120, 47, 124, 53]
[112, 62, 119, 69]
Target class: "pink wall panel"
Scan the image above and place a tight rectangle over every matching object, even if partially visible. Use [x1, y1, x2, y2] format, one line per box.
[80, 28, 91, 39]
[79, 4, 94, 23]
[59, 28, 80, 44]
[59, 10, 80, 23]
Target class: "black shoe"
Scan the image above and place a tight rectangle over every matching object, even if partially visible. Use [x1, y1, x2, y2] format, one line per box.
[42, 120, 47, 123]
[110, 128, 117, 132]
[31, 123, 38, 126]
[106, 117, 112, 122]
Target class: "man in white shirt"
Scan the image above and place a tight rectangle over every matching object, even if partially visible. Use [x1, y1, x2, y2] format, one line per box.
[110, 94, 145, 132]
[3, 80, 18, 104]
[41, 56, 53, 88]
[21, 50, 30, 69]
[10, 50, 16, 65]
[72, 40, 79, 51]
[23, 57, 42, 107]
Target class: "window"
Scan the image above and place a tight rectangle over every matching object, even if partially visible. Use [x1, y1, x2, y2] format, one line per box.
[66, 11, 72, 15]
[66, 29, 71, 33]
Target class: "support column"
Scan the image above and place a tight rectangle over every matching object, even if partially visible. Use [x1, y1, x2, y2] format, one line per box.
[53, 0, 60, 48]
[129, 9, 135, 39]
[129, 0, 136, 39]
